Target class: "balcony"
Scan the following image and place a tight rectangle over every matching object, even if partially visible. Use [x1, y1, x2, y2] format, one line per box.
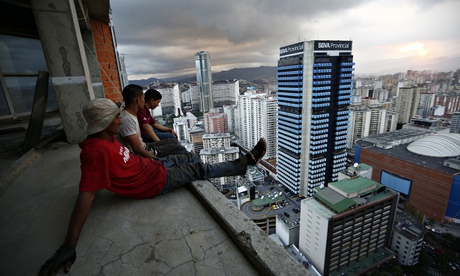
[0, 119, 309, 275]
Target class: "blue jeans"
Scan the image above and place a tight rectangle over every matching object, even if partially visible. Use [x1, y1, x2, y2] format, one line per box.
[145, 138, 189, 157]
[158, 154, 249, 194]
[142, 129, 176, 142]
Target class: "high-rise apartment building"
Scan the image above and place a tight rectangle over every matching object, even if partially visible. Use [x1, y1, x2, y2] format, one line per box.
[201, 133, 239, 187]
[299, 177, 398, 275]
[202, 133, 231, 149]
[149, 83, 182, 116]
[396, 87, 421, 125]
[185, 80, 239, 111]
[237, 90, 277, 159]
[276, 40, 353, 196]
[204, 112, 228, 134]
[195, 51, 213, 112]
[434, 93, 460, 116]
[451, 112, 460, 133]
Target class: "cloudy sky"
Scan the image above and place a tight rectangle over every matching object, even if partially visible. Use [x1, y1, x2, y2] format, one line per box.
[110, 0, 460, 80]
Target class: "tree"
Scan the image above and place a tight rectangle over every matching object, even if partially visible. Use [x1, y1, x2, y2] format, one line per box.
[391, 266, 404, 276]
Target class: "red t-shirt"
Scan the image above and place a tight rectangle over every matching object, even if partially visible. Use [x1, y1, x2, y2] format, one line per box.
[79, 137, 167, 199]
[137, 106, 156, 136]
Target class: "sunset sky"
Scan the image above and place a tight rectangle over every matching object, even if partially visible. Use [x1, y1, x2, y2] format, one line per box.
[110, 0, 460, 80]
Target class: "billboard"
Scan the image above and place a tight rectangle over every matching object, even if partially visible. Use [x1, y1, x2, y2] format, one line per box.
[314, 40, 352, 51]
[380, 170, 412, 195]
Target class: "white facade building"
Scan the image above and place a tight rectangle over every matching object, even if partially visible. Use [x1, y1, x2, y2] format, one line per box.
[151, 83, 182, 116]
[200, 147, 239, 186]
[237, 90, 277, 159]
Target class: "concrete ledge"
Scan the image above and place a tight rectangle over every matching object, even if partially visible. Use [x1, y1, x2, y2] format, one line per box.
[0, 147, 42, 195]
[190, 180, 310, 276]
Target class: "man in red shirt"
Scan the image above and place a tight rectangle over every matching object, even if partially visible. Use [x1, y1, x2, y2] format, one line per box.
[39, 98, 266, 275]
[138, 89, 178, 142]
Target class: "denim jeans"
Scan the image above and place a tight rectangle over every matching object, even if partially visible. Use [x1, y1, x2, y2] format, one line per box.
[142, 129, 176, 142]
[145, 138, 189, 157]
[158, 154, 249, 194]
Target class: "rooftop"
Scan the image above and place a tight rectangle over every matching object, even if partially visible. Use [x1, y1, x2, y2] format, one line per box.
[357, 131, 460, 175]
[0, 116, 309, 275]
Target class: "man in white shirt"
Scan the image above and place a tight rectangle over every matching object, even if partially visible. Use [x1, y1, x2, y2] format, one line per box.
[118, 84, 156, 158]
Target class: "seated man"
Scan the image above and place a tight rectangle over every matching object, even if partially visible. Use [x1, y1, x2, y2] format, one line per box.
[116, 84, 155, 158]
[138, 89, 177, 142]
[117, 85, 185, 158]
[39, 98, 266, 275]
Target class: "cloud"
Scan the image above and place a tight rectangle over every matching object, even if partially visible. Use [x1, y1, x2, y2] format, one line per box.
[110, 0, 460, 80]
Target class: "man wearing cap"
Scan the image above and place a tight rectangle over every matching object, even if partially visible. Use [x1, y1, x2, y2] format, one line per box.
[39, 97, 267, 275]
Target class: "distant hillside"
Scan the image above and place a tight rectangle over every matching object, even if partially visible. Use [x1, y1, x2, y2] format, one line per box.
[130, 66, 276, 86]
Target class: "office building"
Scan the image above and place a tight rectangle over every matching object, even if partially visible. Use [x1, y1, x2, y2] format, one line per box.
[276, 40, 353, 197]
[299, 177, 398, 275]
[195, 51, 213, 112]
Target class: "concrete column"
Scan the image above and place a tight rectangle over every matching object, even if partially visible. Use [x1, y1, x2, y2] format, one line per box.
[81, 30, 105, 99]
[31, 0, 95, 143]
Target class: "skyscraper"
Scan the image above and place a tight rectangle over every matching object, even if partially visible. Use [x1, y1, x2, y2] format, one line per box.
[276, 40, 354, 197]
[195, 51, 213, 112]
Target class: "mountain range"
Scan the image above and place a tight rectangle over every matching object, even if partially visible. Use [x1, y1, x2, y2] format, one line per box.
[129, 66, 276, 86]
[129, 56, 460, 86]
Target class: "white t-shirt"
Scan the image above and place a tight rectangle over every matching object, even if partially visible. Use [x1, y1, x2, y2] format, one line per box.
[117, 109, 146, 151]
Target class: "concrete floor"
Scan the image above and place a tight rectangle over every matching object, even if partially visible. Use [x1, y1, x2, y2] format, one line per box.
[0, 142, 259, 275]
[0, 115, 309, 276]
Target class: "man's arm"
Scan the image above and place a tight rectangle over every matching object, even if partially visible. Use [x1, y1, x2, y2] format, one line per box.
[124, 134, 156, 158]
[153, 122, 178, 138]
[141, 123, 160, 142]
[64, 191, 96, 247]
[39, 191, 96, 275]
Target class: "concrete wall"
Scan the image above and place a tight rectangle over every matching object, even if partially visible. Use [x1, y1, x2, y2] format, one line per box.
[360, 148, 453, 222]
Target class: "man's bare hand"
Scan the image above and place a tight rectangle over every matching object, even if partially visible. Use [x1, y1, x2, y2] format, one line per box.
[39, 245, 76, 275]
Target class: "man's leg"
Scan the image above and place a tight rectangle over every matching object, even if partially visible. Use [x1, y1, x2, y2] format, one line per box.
[160, 156, 249, 194]
[156, 152, 202, 168]
[145, 138, 189, 157]
[154, 129, 176, 140]
[142, 134, 154, 143]
[159, 138, 267, 194]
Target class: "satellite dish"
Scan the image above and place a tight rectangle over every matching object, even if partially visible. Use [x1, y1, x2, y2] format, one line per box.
[353, 163, 359, 168]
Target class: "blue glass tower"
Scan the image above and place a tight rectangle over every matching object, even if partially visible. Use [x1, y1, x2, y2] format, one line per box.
[276, 40, 354, 197]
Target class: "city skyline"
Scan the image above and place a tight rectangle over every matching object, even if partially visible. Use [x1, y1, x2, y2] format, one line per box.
[110, 0, 460, 80]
